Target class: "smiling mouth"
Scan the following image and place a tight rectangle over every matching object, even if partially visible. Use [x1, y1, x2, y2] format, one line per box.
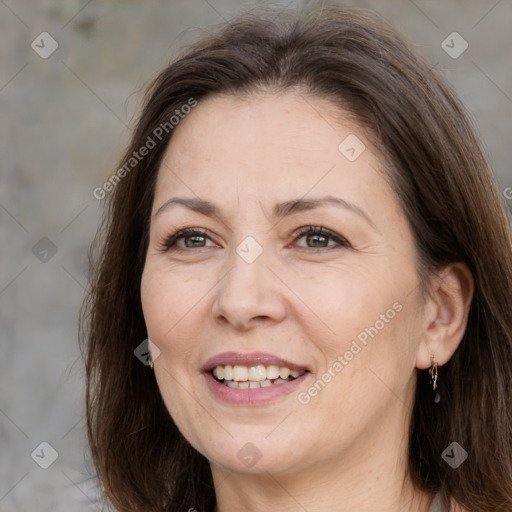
[212, 364, 307, 389]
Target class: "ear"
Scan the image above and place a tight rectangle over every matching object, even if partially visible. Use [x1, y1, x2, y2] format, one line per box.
[416, 263, 474, 370]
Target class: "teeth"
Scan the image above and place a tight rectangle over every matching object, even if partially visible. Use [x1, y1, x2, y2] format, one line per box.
[248, 365, 266, 381]
[221, 376, 295, 389]
[213, 366, 224, 379]
[266, 365, 280, 379]
[223, 365, 233, 380]
[232, 365, 248, 382]
[211, 364, 306, 386]
[279, 367, 290, 379]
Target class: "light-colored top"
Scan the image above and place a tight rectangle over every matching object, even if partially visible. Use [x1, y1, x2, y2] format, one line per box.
[428, 493, 448, 512]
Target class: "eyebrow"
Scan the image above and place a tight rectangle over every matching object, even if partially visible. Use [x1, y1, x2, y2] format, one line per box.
[154, 195, 376, 229]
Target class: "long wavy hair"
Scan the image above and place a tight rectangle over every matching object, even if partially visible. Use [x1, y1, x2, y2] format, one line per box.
[80, 7, 512, 512]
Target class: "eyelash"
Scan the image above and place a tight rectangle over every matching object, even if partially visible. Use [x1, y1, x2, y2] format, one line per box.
[160, 225, 350, 253]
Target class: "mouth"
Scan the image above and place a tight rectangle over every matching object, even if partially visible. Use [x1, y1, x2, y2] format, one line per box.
[212, 364, 307, 389]
[202, 351, 310, 392]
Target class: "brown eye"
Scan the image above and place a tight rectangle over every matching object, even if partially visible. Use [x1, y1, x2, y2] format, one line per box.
[163, 228, 216, 251]
[305, 233, 329, 248]
[294, 226, 349, 250]
[182, 235, 207, 248]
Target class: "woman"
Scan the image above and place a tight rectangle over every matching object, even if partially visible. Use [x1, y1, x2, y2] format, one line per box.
[80, 7, 512, 512]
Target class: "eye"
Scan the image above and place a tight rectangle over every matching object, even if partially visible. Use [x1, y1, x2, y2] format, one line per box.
[160, 225, 349, 253]
[161, 228, 218, 251]
[292, 225, 349, 250]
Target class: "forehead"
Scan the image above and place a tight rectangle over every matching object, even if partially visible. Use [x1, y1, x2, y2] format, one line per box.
[154, 91, 394, 214]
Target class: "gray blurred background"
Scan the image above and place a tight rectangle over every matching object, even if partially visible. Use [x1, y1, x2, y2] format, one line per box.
[1, 0, 511, 510]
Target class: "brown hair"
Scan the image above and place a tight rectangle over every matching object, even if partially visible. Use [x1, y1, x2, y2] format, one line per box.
[80, 7, 512, 512]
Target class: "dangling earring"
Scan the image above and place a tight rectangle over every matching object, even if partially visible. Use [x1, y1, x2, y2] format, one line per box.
[149, 359, 154, 370]
[428, 355, 440, 403]
[428, 355, 438, 390]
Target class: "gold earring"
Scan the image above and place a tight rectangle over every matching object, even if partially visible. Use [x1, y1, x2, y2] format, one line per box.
[149, 359, 154, 370]
[428, 355, 438, 390]
[428, 355, 440, 403]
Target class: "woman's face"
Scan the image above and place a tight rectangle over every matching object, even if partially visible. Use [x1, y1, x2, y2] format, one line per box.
[141, 91, 425, 478]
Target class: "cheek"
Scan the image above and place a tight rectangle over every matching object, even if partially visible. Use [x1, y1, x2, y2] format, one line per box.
[141, 263, 220, 376]
[141, 266, 194, 352]
[141, 267, 167, 338]
[293, 261, 420, 407]
[289, 264, 405, 356]
[141, 267, 210, 441]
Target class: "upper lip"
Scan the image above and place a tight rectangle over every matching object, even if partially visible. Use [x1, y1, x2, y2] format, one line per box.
[202, 352, 310, 373]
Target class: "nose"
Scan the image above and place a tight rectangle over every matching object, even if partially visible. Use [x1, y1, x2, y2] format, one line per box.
[211, 251, 287, 331]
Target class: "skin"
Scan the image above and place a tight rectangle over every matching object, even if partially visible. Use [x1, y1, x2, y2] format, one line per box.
[140, 91, 473, 512]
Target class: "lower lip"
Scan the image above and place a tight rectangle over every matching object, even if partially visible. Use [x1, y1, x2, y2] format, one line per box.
[203, 371, 309, 405]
